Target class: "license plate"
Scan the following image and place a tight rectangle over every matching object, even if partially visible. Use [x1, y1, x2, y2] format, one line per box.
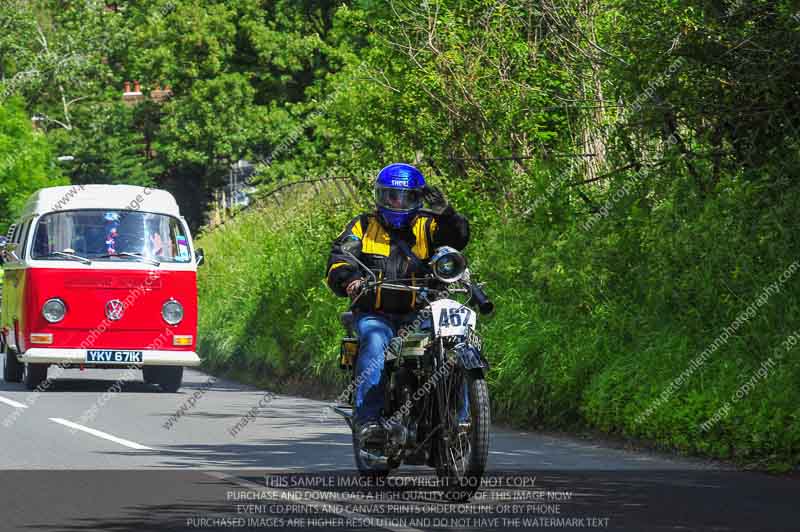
[467, 328, 483, 351]
[86, 350, 143, 364]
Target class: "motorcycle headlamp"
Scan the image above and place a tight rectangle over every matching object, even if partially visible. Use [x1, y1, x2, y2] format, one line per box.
[430, 246, 467, 283]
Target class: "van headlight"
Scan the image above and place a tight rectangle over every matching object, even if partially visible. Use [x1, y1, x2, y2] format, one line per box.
[430, 246, 467, 283]
[42, 298, 67, 323]
[162, 299, 184, 325]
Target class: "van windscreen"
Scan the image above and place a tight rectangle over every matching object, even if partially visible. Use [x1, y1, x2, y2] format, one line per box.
[32, 210, 192, 263]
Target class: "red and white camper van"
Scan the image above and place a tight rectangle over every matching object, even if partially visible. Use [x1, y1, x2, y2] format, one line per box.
[0, 185, 204, 392]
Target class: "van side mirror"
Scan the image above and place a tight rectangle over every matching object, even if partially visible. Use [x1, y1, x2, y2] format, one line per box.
[195, 248, 205, 267]
[0, 236, 7, 266]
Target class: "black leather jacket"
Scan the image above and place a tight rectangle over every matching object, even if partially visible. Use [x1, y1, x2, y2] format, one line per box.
[326, 209, 469, 314]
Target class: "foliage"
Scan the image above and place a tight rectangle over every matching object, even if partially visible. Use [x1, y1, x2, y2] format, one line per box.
[0, 0, 346, 228]
[0, 99, 66, 232]
[194, 0, 800, 469]
[3, 0, 799, 468]
[196, 183, 360, 392]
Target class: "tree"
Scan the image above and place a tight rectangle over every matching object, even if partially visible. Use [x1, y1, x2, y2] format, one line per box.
[0, 0, 121, 131]
[0, 99, 67, 232]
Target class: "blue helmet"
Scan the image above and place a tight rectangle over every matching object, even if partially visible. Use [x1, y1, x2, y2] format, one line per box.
[375, 163, 426, 229]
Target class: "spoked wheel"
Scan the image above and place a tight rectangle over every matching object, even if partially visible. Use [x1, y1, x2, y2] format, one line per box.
[436, 371, 491, 502]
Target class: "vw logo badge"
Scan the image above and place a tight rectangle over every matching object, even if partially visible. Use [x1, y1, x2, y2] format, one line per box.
[105, 299, 125, 321]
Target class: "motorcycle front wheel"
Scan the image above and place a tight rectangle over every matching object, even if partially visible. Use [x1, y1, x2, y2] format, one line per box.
[436, 372, 491, 502]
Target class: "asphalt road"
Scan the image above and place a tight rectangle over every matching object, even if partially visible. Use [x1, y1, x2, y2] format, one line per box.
[0, 365, 795, 532]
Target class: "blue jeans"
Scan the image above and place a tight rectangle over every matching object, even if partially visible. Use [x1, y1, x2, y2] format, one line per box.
[354, 313, 469, 425]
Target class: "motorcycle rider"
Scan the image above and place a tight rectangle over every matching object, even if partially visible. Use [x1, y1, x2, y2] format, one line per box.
[326, 163, 470, 440]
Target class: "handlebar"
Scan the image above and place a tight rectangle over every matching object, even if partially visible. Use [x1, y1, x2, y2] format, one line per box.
[341, 247, 492, 313]
[469, 283, 494, 315]
[350, 278, 491, 313]
[354, 280, 448, 297]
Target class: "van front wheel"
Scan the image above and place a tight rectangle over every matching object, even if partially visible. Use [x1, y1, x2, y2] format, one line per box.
[2, 347, 23, 383]
[22, 363, 48, 390]
[143, 366, 183, 393]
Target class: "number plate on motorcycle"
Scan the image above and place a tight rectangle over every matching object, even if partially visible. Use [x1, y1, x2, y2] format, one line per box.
[430, 299, 476, 337]
[467, 328, 483, 351]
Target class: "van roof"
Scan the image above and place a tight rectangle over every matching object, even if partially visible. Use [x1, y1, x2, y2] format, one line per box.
[21, 185, 182, 218]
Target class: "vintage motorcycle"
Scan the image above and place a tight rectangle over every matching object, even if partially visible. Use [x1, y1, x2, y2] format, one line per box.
[331, 240, 494, 500]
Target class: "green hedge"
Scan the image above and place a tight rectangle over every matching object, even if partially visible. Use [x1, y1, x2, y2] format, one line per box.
[197, 180, 800, 470]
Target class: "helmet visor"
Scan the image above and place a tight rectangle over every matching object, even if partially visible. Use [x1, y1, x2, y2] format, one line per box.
[375, 186, 423, 212]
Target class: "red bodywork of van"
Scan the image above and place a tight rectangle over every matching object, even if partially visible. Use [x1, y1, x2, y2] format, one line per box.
[11, 268, 197, 353]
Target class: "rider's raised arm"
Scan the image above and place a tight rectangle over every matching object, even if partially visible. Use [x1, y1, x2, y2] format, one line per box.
[326, 215, 368, 297]
[430, 208, 470, 251]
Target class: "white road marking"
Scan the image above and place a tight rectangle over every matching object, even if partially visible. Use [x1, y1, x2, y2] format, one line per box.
[0, 395, 28, 409]
[204, 471, 425, 532]
[49, 418, 153, 450]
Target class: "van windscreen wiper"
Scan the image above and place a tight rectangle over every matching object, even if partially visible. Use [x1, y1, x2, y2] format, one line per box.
[48, 251, 92, 265]
[99, 252, 160, 267]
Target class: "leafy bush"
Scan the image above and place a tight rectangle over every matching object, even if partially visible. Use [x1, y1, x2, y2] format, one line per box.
[197, 177, 800, 469]
[196, 185, 361, 393]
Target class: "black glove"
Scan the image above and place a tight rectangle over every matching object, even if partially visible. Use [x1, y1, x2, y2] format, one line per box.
[423, 185, 453, 216]
[345, 277, 365, 299]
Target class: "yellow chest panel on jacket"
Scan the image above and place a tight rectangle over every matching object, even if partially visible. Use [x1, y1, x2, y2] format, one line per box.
[361, 216, 432, 259]
[362, 218, 391, 256]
